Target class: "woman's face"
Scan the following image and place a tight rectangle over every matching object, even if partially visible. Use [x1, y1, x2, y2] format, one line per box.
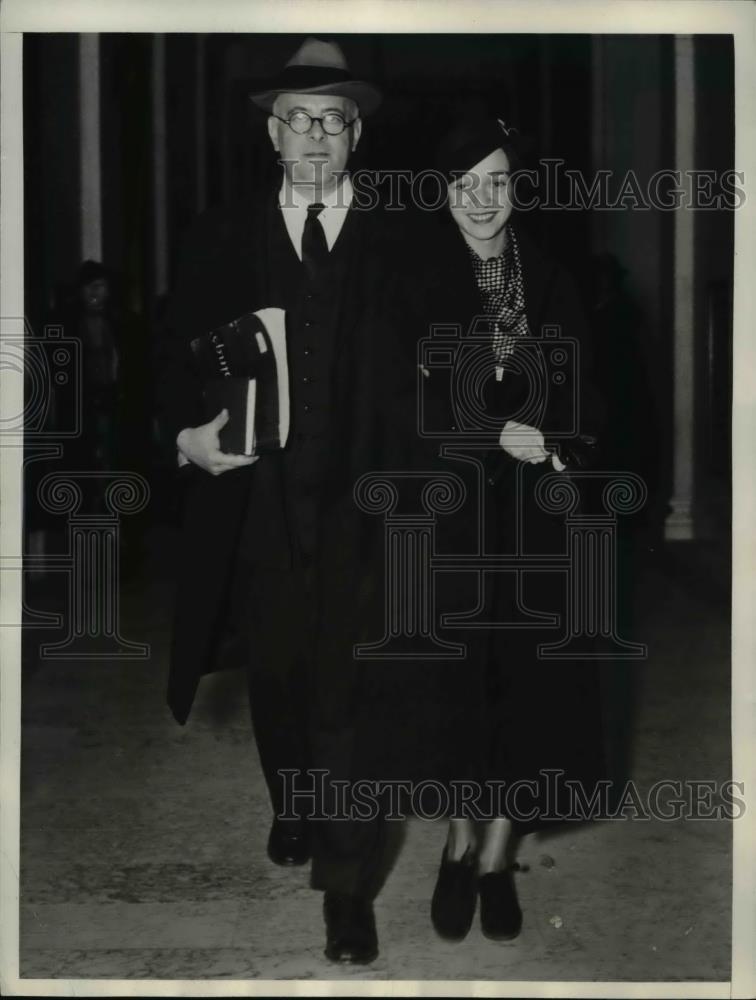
[447, 147, 513, 244]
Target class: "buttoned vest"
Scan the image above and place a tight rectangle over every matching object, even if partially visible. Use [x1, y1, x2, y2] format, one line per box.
[237, 204, 354, 566]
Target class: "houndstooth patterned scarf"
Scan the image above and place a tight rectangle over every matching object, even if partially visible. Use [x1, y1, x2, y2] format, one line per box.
[466, 225, 529, 380]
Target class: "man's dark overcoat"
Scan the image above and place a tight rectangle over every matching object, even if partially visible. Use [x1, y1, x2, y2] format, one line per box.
[160, 188, 409, 727]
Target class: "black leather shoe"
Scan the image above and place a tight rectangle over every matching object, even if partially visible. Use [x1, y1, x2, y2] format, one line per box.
[430, 846, 477, 941]
[267, 817, 310, 867]
[478, 868, 522, 940]
[323, 892, 379, 964]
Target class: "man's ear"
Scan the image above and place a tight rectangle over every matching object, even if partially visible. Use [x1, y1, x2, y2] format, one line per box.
[351, 116, 362, 152]
[267, 115, 280, 152]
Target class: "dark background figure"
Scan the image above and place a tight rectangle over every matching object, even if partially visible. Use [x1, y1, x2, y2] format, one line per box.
[25, 260, 148, 572]
[50, 260, 149, 565]
[66, 261, 121, 481]
[55, 260, 150, 496]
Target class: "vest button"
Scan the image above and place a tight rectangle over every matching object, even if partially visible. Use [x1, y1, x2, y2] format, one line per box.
[303, 347, 312, 356]
[304, 404, 311, 413]
[304, 320, 312, 328]
[302, 376, 310, 384]
[487, 476, 495, 486]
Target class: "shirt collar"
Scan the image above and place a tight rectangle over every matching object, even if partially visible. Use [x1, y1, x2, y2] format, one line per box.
[279, 175, 354, 212]
[277, 175, 353, 257]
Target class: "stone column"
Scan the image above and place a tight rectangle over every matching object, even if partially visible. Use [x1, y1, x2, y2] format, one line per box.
[666, 35, 697, 540]
[79, 34, 102, 262]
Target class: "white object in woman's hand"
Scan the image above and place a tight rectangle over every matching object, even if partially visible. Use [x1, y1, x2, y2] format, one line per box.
[499, 419, 551, 464]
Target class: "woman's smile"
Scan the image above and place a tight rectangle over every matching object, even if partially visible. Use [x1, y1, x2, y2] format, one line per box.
[467, 211, 498, 224]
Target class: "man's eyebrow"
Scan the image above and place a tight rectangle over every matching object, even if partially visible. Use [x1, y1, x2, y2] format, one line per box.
[284, 105, 347, 115]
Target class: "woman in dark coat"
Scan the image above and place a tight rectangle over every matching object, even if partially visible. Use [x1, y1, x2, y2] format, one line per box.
[415, 118, 606, 944]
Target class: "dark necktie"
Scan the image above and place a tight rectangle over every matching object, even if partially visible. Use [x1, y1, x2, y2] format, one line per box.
[301, 202, 328, 274]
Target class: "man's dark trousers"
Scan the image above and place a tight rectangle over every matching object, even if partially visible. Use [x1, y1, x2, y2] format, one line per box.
[237, 206, 386, 899]
[240, 557, 385, 899]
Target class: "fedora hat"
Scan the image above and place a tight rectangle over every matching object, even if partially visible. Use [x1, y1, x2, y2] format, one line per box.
[250, 37, 382, 116]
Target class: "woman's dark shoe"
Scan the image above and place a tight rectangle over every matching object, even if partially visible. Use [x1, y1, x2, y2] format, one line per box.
[430, 846, 477, 941]
[478, 868, 522, 941]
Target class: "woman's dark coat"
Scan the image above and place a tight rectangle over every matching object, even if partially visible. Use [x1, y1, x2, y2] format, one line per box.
[404, 216, 608, 827]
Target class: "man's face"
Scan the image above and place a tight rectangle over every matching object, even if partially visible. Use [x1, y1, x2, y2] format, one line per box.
[447, 147, 514, 244]
[267, 92, 362, 197]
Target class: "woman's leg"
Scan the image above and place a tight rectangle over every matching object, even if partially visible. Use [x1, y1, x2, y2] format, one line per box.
[429, 555, 486, 938]
[478, 817, 521, 873]
[445, 816, 477, 861]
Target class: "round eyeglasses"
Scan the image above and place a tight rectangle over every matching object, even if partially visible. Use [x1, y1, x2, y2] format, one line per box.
[272, 111, 357, 136]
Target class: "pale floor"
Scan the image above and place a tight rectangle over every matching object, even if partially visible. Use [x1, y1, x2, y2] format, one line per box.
[19, 538, 731, 982]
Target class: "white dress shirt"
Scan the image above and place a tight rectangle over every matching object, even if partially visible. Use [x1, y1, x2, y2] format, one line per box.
[278, 175, 354, 259]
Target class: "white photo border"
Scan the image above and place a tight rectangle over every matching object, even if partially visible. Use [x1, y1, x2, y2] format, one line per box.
[1, 1, 754, 997]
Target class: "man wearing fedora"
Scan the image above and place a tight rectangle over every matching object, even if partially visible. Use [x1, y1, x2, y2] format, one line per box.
[160, 38, 402, 964]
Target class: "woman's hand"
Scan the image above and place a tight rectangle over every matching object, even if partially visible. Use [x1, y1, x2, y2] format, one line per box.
[499, 419, 552, 464]
[176, 409, 258, 476]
